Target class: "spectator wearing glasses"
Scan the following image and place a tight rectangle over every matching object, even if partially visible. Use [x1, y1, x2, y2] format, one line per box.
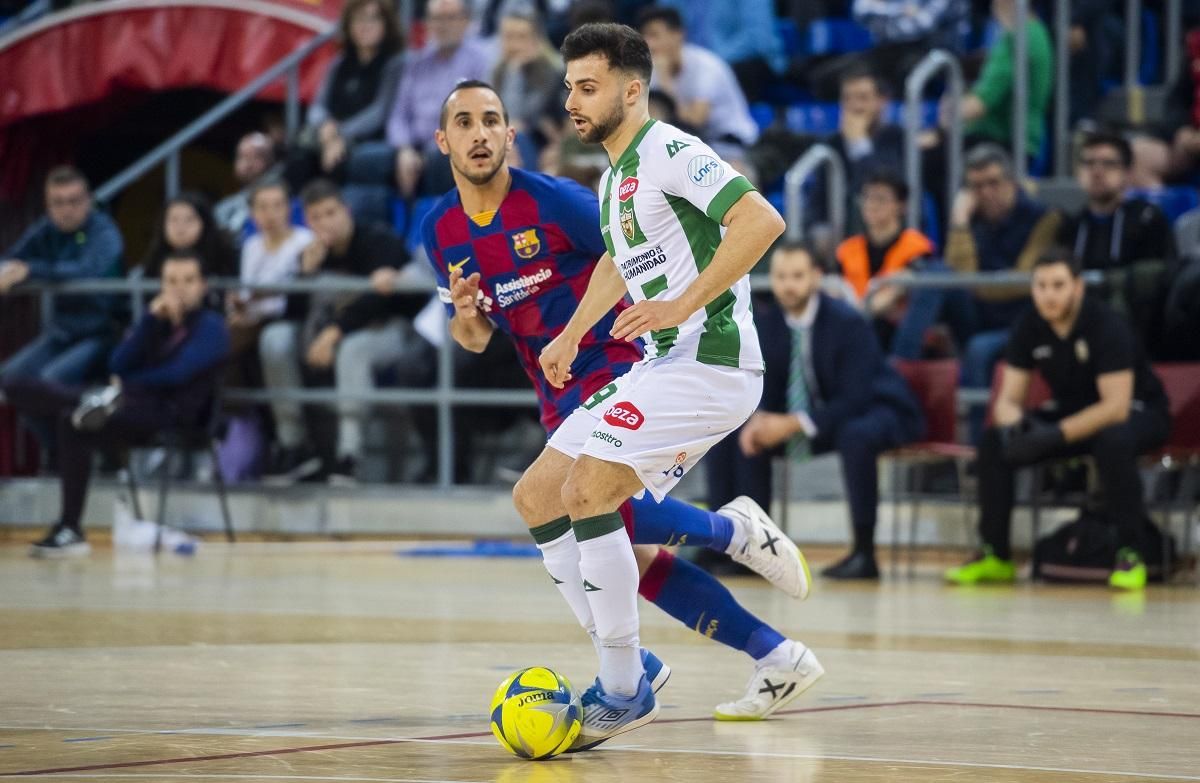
[1057, 132, 1176, 271]
[894, 145, 1060, 439]
[2, 249, 230, 558]
[0, 167, 125, 457]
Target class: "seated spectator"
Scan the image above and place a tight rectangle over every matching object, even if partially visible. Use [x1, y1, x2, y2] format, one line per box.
[141, 192, 238, 280]
[811, 65, 905, 235]
[944, 250, 1170, 591]
[260, 180, 417, 485]
[896, 145, 1060, 437]
[1, 249, 230, 557]
[1059, 132, 1177, 358]
[284, 0, 405, 193]
[386, 0, 489, 199]
[1057, 132, 1176, 270]
[707, 242, 924, 580]
[939, 0, 1052, 165]
[492, 7, 563, 159]
[224, 180, 312, 397]
[214, 132, 278, 237]
[1063, 0, 1120, 125]
[805, 0, 967, 100]
[0, 166, 124, 455]
[657, 0, 784, 102]
[835, 172, 935, 349]
[638, 6, 758, 166]
[1165, 28, 1200, 179]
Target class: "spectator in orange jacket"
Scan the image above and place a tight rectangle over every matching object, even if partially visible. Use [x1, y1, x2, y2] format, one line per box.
[836, 171, 934, 349]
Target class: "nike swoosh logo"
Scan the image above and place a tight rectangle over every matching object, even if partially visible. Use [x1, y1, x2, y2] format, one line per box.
[449, 257, 470, 272]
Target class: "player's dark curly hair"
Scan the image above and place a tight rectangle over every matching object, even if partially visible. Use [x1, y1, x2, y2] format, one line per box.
[560, 22, 652, 83]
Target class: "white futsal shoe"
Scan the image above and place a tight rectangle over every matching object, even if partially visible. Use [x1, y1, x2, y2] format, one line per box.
[720, 496, 811, 599]
[713, 640, 824, 721]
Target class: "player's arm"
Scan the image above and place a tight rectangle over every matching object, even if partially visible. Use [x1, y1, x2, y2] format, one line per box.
[611, 191, 785, 340]
[992, 365, 1031, 428]
[539, 252, 626, 389]
[1058, 370, 1133, 442]
[447, 266, 495, 353]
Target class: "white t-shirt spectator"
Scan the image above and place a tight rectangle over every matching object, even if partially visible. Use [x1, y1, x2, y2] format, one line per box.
[655, 44, 759, 149]
[238, 227, 313, 323]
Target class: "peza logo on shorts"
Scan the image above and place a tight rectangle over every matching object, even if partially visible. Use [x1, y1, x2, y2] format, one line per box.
[603, 402, 644, 430]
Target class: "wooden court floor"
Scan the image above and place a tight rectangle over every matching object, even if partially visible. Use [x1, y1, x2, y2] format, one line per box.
[0, 540, 1198, 782]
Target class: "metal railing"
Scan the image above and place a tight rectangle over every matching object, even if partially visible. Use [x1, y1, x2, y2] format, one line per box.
[903, 50, 963, 231]
[783, 144, 845, 243]
[0, 268, 1104, 487]
[1012, 0, 1029, 169]
[1052, 0, 1071, 177]
[0, 0, 49, 36]
[93, 25, 336, 205]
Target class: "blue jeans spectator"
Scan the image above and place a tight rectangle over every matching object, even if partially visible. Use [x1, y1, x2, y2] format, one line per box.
[891, 262, 1014, 441]
[0, 326, 111, 456]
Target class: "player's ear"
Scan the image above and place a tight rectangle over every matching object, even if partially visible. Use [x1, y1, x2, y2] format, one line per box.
[625, 76, 644, 107]
[434, 129, 451, 156]
[505, 126, 516, 151]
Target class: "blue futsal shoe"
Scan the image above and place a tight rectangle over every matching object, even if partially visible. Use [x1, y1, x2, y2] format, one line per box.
[569, 672, 660, 752]
[641, 648, 671, 693]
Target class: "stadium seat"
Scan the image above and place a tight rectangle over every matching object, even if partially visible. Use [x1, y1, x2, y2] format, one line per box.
[784, 102, 840, 134]
[1146, 363, 1200, 580]
[1127, 187, 1200, 223]
[391, 195, 408, 236]
[887, 359, 975, 576]
[775, 18, 802, 58]
[124, 380, 235, 549]
[804, 18, 873, 56]
[750, 102, 776, 133]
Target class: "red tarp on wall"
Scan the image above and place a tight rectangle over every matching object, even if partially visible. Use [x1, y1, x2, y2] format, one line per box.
[0, 1, 340, 200]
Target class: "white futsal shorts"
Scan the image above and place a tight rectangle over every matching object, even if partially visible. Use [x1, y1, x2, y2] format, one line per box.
[547, 357, 764, 502]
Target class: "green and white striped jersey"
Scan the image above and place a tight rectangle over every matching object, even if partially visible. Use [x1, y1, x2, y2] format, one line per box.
[598, 119, 763, 371]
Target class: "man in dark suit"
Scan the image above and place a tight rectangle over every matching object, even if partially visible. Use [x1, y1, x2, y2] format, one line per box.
[707, 242, 924, 579]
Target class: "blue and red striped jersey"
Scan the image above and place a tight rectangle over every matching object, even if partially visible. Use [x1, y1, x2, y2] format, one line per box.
[421, 168, 642, 433]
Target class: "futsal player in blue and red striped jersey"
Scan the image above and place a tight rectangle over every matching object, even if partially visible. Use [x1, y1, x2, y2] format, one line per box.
[421, 81, 820, 723]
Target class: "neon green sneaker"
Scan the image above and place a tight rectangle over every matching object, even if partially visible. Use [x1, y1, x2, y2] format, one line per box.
[943, 548, 1016, 585]
[1108, 548, 1147, 591]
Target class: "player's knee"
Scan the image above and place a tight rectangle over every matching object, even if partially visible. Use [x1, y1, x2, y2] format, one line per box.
[512, 473, 540, 521]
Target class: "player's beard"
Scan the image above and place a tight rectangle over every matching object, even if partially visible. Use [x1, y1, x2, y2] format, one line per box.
[577, 96, 625, 144]
[453, 145, 508, 186]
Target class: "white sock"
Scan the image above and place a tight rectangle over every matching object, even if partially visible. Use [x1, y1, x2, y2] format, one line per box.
[575, 514, 643, 697]
[725, 512, 749, 555]
[758, 639, 803, 670]
[533, 520, 595, 635]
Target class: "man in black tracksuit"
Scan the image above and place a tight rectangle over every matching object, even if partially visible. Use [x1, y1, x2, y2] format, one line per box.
[945, 249, 1170, 591]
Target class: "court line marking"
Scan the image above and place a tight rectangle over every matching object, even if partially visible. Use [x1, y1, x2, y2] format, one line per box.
[5, 777, 488, 782]
[5, 699, 1200, 778]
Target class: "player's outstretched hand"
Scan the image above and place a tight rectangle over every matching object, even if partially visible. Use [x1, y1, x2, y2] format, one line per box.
[539, 332, 577, 390]
[449, 266, 483, 318]
[610, 299, 688, 342]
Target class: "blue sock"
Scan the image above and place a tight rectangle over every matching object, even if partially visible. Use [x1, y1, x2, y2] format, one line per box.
[626, 495, 734, 552]
[639, 549, 786, 661]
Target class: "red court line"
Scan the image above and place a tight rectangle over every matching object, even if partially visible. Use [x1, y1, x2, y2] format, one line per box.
[0, 702, 911, 776]
[4, 699, 1198, 777]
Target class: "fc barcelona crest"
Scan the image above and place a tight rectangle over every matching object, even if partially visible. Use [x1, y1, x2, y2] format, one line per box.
[512, 229, 541, 259]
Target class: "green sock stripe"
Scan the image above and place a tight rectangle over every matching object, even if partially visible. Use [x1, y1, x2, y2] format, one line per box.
[572, 512, 624, 542]
[529, 516, 572, 545]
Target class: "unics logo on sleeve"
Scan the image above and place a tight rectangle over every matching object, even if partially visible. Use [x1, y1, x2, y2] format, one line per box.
[617, 176, 647, 245]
